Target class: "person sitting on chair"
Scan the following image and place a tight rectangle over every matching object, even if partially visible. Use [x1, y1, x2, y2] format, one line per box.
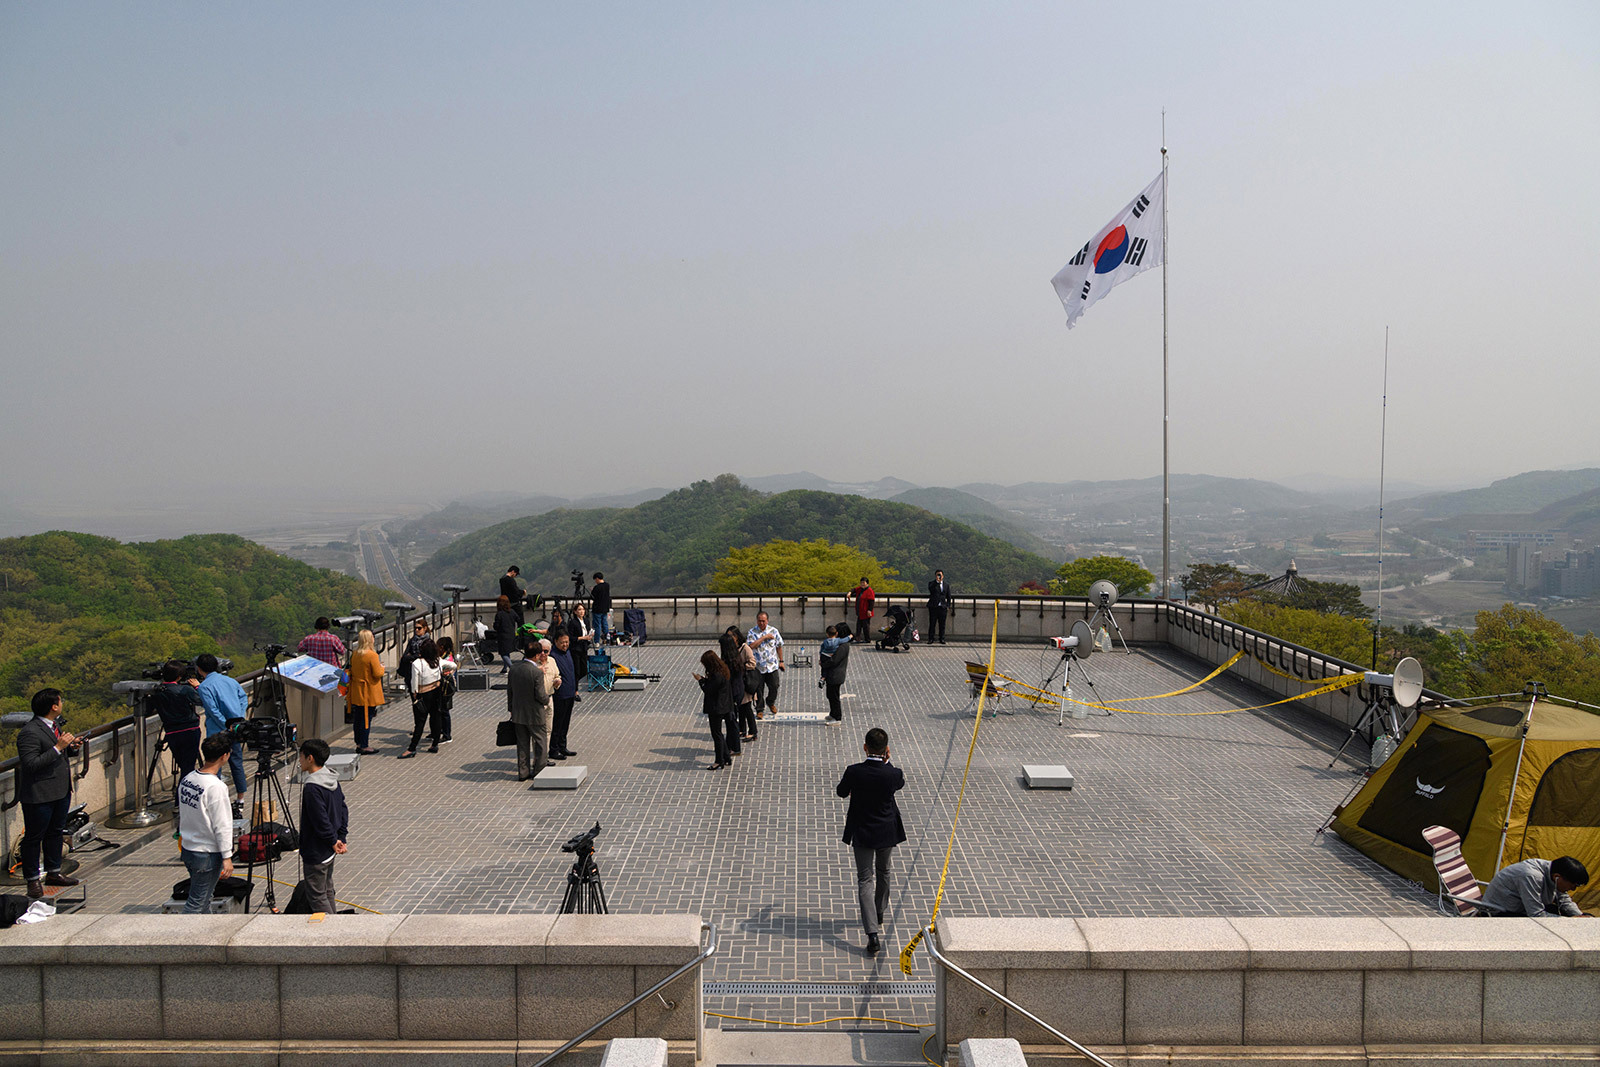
[1478, 856, 1591, 917]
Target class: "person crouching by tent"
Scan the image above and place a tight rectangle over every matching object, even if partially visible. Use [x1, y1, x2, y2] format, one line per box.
[1479, 856, 1591, 917]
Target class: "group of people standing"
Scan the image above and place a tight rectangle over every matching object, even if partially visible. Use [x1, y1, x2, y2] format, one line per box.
[849, 570, 954, 646]
[693, 609, 858, 769]
[505, 627, 582, 784]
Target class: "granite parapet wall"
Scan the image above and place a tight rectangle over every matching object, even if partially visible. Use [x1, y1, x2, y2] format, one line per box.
[0, 912, 704, 1066]
[936, 916, 1600, 1066]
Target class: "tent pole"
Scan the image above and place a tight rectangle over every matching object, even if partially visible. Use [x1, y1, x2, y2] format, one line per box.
[1494, 691, 1539, 872]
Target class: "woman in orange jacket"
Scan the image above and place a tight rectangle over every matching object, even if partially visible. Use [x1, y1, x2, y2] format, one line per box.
[346, 629, 386, 755]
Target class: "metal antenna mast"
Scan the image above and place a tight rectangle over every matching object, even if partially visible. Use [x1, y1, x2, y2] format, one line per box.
[1373, 327, 1389, 669]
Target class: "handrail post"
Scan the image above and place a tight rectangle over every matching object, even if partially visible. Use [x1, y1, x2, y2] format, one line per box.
[917, 924, 1117, 1067]
[532, 921, 717, 1067]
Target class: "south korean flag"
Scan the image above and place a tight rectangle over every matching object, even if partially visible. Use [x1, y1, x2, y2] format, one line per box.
[1050, 171, 1165, 329]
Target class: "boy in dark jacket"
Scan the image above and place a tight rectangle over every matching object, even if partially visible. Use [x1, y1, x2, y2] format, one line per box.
[297, 738, 349, 914]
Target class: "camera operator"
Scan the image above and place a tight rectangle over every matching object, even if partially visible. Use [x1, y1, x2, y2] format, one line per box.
[591, 572, 612, 645]
[152, 660, 205, 829]
[296, 617, 347, 668]
[501, 565, 525, 625]
[176, 733, 236, 913]
[195, 653, 248, 818]
[16, 688, 82, 900]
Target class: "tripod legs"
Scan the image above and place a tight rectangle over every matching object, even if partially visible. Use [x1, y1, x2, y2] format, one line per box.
[560, 854, 609, 914]
[1327, 698, 1401, 769]
[243, 751, 298, 912]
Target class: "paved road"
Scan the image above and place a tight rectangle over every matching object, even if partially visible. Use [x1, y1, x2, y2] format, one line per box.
[356, 523, 432, 606]
[73, 640, 1431, 1025]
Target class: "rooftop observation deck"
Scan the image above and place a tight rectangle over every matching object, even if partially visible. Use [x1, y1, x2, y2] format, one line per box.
[61, 635, 1430, 1027]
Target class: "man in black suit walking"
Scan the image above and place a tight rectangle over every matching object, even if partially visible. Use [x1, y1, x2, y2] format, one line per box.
[16, 688, 82, 900]
[926, 570, 952, 645]
[836, 727, 906, 955]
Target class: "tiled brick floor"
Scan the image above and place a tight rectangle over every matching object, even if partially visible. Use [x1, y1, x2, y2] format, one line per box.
[71, 640, 1431, 1026]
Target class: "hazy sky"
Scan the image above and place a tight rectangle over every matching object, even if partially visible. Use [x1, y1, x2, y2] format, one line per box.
[3, 2, 1597, 519]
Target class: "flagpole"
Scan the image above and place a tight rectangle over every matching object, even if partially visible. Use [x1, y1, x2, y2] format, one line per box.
[1160, 115, 1170, 599]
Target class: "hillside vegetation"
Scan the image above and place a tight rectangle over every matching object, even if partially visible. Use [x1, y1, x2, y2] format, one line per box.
[412, 474, 1060, 596]
[0, 532, 398, 756]
[890, 487, 1067, 561]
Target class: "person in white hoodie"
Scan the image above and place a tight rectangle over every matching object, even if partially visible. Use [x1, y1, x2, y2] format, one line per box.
[177, 733, 236, 913]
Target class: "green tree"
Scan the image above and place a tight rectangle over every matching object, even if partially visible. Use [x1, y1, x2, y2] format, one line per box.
[1466, 604, 1600, 704]
[1181, 563, 1265, 608]
[1269, 580, 1372, 619]
[708, 539, 913, 594]
[1049, 555, 1154, 597]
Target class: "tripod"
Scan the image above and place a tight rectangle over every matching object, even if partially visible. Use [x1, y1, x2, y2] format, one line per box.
[1327, 688, 1409, 770]
[1087, 600, 1131, 654]
[242, 744, 298, 912]
[558, 841, 608, 914]
[1041, 651, 1109, 726]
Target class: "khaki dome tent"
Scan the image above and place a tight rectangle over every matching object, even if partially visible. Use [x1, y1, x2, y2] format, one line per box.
[1330, 697, 1600, 913]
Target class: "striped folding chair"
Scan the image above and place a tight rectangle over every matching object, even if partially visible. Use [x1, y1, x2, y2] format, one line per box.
[1421, 824, 1506, 916]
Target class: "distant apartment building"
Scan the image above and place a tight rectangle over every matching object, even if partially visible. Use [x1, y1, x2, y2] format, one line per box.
[1506, 543, 1545, 591]
[1474, 530, 1556, 549]
[1541, 549, 1597, 597]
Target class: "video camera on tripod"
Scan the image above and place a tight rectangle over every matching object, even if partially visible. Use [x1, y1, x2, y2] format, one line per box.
[558, 822, 607, 914]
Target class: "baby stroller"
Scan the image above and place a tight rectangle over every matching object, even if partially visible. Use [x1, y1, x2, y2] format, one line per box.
[875, 605, 913, 652]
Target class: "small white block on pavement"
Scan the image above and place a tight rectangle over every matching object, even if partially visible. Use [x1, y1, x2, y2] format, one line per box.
[1023, 764, 1074, 789]
[532, 765, 588, 789]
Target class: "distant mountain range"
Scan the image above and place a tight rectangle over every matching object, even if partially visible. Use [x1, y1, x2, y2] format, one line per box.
[889, 487, 1068, 561]
[1392, 469, 1600, 520]
[388, 487, 669, 544]
[411, 474, 1060, 595]
[956, 474, 1325, 520]
[741, 472, 920, 498]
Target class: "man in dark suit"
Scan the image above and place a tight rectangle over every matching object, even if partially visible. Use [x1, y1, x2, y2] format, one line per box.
[836, 727, 906, 955]
[926, 570, 952, 645]
[16, 688, 82, 900]
[507, 636, 552, 783]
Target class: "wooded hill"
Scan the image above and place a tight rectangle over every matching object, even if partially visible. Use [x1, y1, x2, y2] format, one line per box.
[412, 474, 1061, 596]
[0, 532, 397, 756]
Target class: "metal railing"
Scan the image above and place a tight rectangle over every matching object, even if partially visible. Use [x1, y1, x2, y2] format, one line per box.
[531, 921, 717, 1067]
[920, 924, 1116, 1067]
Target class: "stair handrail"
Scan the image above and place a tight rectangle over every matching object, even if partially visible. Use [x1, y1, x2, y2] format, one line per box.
[531, 921, 717, 1067]
[918, 924, 1116, 1067]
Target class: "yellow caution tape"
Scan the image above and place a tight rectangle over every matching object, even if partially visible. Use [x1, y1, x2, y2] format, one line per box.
[902, 600, 999, 975]
[974, 650, 1246, 708]
[1061, 670, 1364, 716]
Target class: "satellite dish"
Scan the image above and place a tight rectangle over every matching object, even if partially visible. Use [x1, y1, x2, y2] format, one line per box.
[1087, 580, 1119, 608]
[1069, 619, 1095, 657]
[1392, 657, 1424, 709]
[1364, 657, 1426, 709]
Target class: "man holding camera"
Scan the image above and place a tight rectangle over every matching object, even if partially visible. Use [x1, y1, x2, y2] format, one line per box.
[591, 572, 612, 644]
[153, 661, 206, 827]
[195, 654, 248, 817]
[16, 688, 82, 900]
[298, 738, 349, 914]
[501, 565, 525, 624]
[297, 617, 347, 668]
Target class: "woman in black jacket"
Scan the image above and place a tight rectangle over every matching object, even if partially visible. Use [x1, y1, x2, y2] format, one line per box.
[718, 631, 743, 758]
[823, 622, 851, 723]
[493, 596, 519, 674]
[693, 649, 732, 770]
